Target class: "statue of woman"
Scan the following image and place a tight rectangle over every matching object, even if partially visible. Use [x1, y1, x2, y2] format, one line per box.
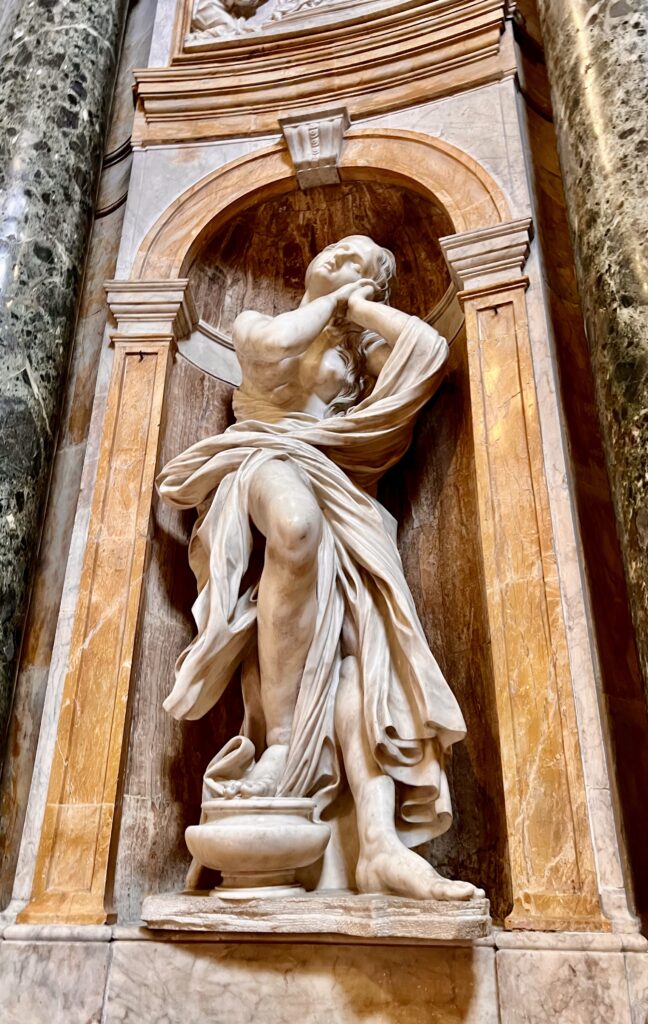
[157, 235, 482, 901]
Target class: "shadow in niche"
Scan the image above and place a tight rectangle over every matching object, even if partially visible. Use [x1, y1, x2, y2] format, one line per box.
[379, 338, 511, 923]
[189, 181, 455, 331]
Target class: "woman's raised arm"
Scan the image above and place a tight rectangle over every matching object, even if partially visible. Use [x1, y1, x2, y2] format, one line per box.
[233, 281, 373, 361]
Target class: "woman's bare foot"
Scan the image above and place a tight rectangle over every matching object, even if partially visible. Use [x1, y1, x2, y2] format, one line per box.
[219, 744, 289, 799]
[356, 832, 484, 901]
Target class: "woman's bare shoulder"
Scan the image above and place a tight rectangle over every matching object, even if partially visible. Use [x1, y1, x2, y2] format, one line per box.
[232, 310, 273, 352]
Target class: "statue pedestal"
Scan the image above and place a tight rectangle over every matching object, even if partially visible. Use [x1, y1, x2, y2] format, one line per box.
[141, 891, 491, 942]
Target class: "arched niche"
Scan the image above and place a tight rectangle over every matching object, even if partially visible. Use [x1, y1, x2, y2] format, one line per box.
[188, 179, 454, 332]
[114, 132, 512, 921]
[132, 129, 511, 280]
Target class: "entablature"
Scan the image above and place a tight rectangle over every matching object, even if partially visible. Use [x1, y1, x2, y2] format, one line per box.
[133, 0, 514, 145]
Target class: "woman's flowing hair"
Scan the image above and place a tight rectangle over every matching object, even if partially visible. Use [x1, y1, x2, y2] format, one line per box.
[322, 240, 397, 417]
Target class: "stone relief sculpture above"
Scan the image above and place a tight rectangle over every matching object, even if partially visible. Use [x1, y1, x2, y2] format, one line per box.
[157, 235, 483, 903]
[188, 0, 385, 43]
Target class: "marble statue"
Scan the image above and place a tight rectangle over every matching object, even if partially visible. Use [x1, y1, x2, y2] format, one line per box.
[191, 0, 265, 39]
[157, 235, 483, 902]
[190, 0, 350, 41]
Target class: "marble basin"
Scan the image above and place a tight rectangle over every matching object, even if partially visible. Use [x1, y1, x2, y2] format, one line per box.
[185, 797, 330, 898]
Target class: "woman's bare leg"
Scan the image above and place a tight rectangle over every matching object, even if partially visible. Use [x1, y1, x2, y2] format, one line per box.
[221, 459, 322, 797]
[335, 656, 483, 900]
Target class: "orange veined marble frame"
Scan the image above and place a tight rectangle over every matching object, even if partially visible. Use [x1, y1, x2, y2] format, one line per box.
[20, 128, 608, 930]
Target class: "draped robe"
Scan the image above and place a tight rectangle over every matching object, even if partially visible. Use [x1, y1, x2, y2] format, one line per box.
[157, 315, 466, 847]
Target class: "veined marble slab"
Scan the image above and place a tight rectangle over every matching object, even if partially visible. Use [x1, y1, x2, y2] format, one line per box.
[141, 890, 490, 941]
[0, 940, 110, 1024]
[104, 939, 499, 1024]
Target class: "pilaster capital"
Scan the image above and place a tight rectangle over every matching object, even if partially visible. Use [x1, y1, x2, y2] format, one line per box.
[279, 107, 350, 189]
[104, 279, 197, 340]
[439, 218, 533, 293]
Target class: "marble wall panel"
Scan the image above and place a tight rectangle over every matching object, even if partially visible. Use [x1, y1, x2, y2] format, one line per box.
[148, 0, 179, 68]
[116, 138, 276, 278]
[0, 0, 157, 913]
[514, 13, 648, 928]
[0, 940, 110, 1024]
[364, 78, 531, 224]
[535, 0, 648, 707]
[104, 940, 499, 1024]
[496, 949, 635, 1024]
[0, 0, 129, 776]
[105, 0, 158, 157]
[0, 445, 84, 908]
[624, 951, 648, 1024]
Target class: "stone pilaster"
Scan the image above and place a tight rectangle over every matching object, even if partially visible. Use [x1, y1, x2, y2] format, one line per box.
[0, 0, 129, 761]
[441, 219, 606, 931]
[18, 281, 193, 925]
[534, 0, 648, 702]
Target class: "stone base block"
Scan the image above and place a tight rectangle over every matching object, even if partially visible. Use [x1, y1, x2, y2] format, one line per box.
[1, 932, 646, 1023]
[104, 939, 499, 1023]
[0, 939, 110, 1024]
[141, 889, 491, 942]
[497, 947, 645, 1024]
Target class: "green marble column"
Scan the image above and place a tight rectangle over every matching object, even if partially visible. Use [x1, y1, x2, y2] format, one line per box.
[0, 0, 128, 757]
[535, 0, 648, 697]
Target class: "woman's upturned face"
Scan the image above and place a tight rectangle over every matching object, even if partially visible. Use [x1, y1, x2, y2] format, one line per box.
[305, 236, 380, 298]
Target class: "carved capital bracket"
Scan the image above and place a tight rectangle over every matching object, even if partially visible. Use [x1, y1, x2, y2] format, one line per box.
[439, 217, 533, 292]
[279, 107, 350, 189]
[105, 279, 197, 340]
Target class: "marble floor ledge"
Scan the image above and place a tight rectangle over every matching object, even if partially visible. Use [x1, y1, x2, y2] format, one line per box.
[2, 920, 646, 953]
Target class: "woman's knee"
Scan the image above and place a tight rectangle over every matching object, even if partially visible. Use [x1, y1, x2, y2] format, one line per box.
[266, 499, 322, 568]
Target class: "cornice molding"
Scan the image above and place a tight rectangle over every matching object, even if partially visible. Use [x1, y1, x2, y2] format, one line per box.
[133, 0, 512, 145]
[439, 218, 533, 291]
[105, 280, 198, 340]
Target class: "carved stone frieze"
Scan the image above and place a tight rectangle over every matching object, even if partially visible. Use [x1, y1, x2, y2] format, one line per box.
[188, 0, 363, 44]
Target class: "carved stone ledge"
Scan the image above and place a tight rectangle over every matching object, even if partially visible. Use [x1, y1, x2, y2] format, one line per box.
[105, 279, 197, 339]
[279, 108, 350, 189]
[142, 891, 491, 943]
[439, 218, 533, 291]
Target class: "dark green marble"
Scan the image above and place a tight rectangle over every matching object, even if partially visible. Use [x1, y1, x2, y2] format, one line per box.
[0, 0, 128, 759]
[536, 0, 648, 700]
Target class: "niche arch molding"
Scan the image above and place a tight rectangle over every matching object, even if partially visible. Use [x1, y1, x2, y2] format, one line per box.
[132, 128, 512, 282]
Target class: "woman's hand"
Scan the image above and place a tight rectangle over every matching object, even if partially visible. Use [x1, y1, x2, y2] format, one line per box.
[333, 278, 376, 316]
[346, 281, 377, 322]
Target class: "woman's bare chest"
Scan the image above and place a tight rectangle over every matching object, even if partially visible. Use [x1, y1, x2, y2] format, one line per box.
[299, 338, 347, 399]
